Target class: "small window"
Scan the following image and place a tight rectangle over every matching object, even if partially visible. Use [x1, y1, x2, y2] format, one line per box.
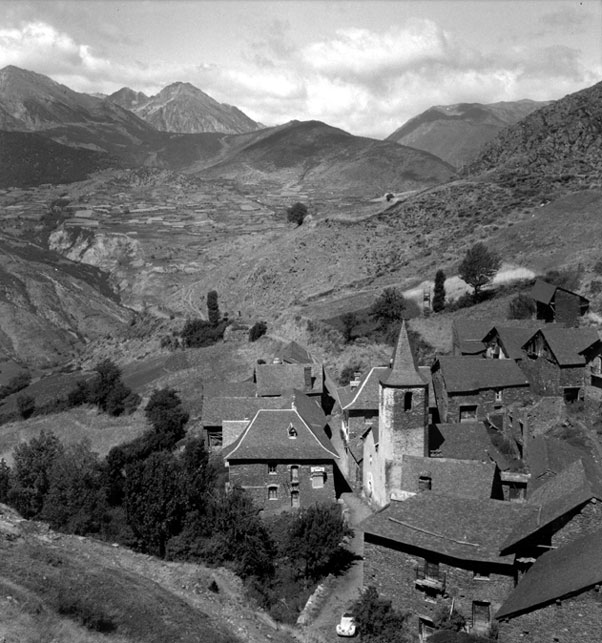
[494, 390, 503, 403]
[311, 473, 325, 489]
[268, 463, 277, 475]
[290, 465, 299, 483]
[288, 424, 298, 438]
[291, 490, 300, 508]
[268, 486, 278, 500]
[459, 405, 478, 422]
[473, 571, 490, 580]
[424, 560, 439, 579]
[418, 475, 432, 492]
[404, 391, 413, 411]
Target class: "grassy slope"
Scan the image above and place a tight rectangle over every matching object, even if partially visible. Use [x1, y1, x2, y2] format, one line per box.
[0, 507, 293, 643]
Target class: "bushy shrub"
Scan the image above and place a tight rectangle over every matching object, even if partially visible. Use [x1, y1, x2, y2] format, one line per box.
[508, 293, 536, 319]
[351, 586, 412, 642]
[286, 202, 308, 225]
[16, 393, 35, 419]
[370, 288, 406, 328]
[181, 318, 228, 348]
[0, 371, 32, 400]
[249, 321, 267, 342]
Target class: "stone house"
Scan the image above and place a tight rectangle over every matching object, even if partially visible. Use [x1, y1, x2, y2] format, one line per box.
[519, 326, 600, 399]
[361, 493, 537, 641]
[451, 320, 492, 357]
[222, 406, 339, 514]
[530, 279, 590, 326]
[431, 356, 531, 423]
[496, 529, 602, 643]
[481, 324, 541, 361]
[254, 362, 321, 397]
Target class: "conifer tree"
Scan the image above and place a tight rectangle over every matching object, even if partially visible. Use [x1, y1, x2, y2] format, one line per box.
[432, 269, 446, 313]
[207, 290, 220, 326]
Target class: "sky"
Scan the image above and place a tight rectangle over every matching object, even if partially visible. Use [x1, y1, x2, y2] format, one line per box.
[1, 0, 601, 137]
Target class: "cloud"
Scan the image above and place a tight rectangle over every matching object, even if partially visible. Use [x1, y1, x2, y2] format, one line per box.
[538, 6, 593, 33]
[0, 17, 599, 138]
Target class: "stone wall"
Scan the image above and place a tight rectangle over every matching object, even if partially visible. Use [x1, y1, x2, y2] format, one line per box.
[228, 460, 335, 514]
[550, 500, 602, 547]
[445, 387, 530, 423]
[364, 537, 514, 637]
[498, 591, 602, 643]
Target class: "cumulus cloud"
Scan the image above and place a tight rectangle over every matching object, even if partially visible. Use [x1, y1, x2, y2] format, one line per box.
[0, 16, 599, 138]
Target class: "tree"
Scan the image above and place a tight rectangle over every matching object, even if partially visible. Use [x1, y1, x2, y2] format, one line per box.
[87, 359, 138, 416]
[458, 243, 501, 300]
[181, 318, 226, 347]
[433, 604, 467, 632]
[351, 586, 412, 643]
[16, 393, 35, 419]
[508, 293, 536, 319]
[8, 430, 64, 518]
[0, 459, 11, 503]
[125, 451, 186, 557]
[249, 321, 267, 342]
[287, 202, 308, 226]
[145, 388, 189, 443]
[432, 269, 446, 313]
[286, 502, 352, 582]
[370, 288, 406, 328]
[341, 312, 358, 343]
[207, 290, 220, 326]
[40, 441, 107, 535]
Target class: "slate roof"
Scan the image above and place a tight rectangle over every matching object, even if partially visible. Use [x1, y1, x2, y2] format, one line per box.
[496, 528, 602, 619]
[292, 390, 328, 434]
[361, 493, 536, 564]
[342, 366, 389, 411]
[223, 409, 338, 461]
[526, 436, 585, 489]
[482, 326, 540, 360]
[381, 321, 425, 387]
[530, 279, 589, 307]
[201, 395, 291, 426]
[501, 457, 602, 552]
[452, 320, 493, 355]
[435, 356, 530, 392]
[399, 455, 496, 499]
[530, 280, 558, 305]
[428, 422, 493, 461]
[255, 363, 312, 396]
[276, 340, 313, 364]
[523, 327, 599, 366]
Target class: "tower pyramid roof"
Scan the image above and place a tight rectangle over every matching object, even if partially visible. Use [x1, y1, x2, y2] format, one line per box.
[380, 321, 425, 388]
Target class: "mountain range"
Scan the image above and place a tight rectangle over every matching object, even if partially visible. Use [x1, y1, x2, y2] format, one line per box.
[108, 82, 261, 134]
[386, 100, 550, 168]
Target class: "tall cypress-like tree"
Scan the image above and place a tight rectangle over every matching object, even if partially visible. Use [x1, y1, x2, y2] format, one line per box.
[207, 290, 220, 326]
[432, 269, 446, 313]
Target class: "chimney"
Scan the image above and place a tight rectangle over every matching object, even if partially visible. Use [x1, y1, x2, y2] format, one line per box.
[350, 371, 362, 389]
[304, 365, 313, 390]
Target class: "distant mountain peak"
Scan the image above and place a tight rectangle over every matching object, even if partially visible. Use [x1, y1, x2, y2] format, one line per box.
[387, 98, 551, 168]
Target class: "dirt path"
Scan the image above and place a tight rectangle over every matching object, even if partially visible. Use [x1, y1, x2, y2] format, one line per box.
[301, 493, 374, 642]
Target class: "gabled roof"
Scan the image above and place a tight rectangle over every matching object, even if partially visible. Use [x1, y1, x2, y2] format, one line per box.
[523, 326, 599, 366]
[342, 366, 389, 411]
[452, 319, 494, 355]
[399, 455, 496, 499]
[276, 340, 313, 364]
[201, 395, 291, 426]
[429, 422, 493, 461]
[530, 279, 589, 306]
[501, 458, 602, 552]
[381, 321, 425, 387]
[496, 528, 602, 619]
[255, 363, 312, 396]
[530, 279, 558, 305]
[361, 494, 536, 565]
[435, 356, 530, 393]
[482, 326, 541, 360]
[223, 409, 338, 461]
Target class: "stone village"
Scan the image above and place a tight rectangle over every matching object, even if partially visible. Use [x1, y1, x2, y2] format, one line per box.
[194, 279, 602, 643]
